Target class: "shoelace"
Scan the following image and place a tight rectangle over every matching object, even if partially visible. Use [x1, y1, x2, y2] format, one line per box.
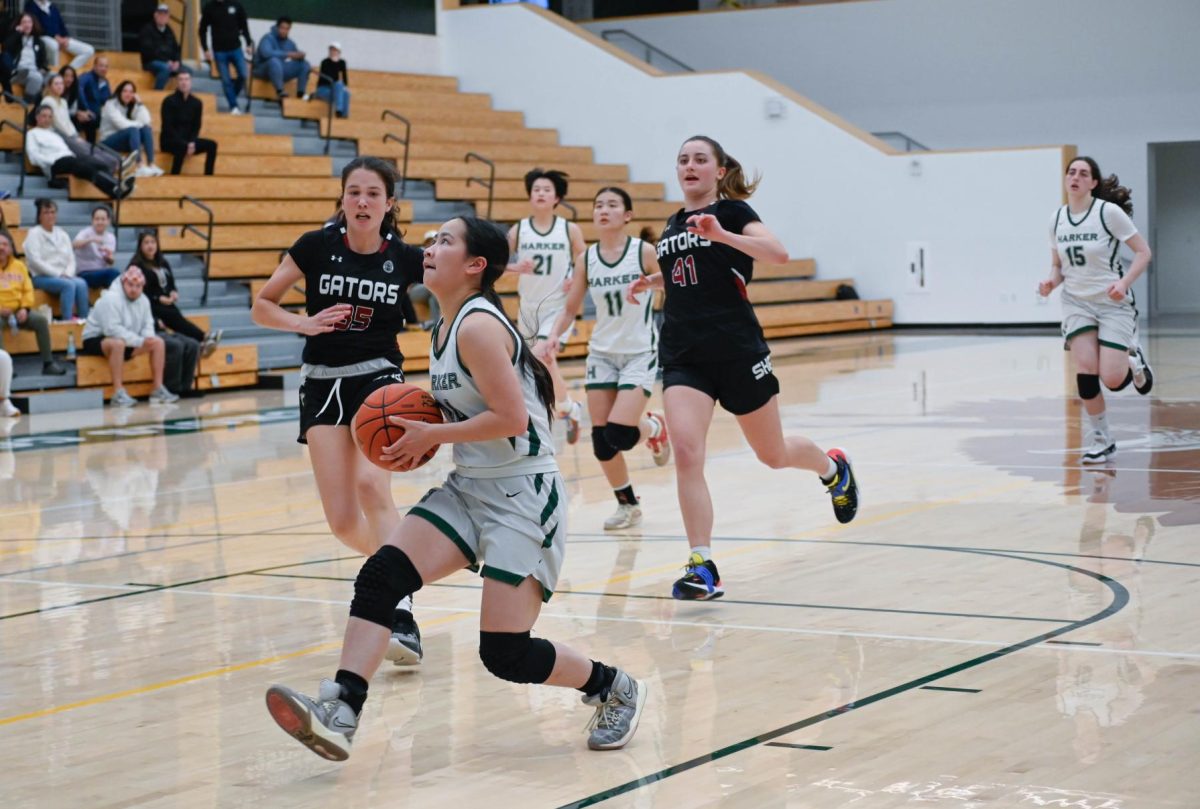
[585, 698, 622, 732]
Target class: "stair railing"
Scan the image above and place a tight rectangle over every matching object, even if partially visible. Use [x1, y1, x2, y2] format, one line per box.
[464, 152, 495, 219]
[0, 92, 31, 195]
[179, 195, 215, 305]
[381, 110, 412, 197]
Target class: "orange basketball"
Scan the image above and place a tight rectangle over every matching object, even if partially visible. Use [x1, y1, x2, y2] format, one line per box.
[353, 383, 443, 471]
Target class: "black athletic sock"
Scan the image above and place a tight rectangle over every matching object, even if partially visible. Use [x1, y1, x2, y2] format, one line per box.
[614, 484, 638, 506]
[580, 660, 617, 698]
[335, 669, 369, 714]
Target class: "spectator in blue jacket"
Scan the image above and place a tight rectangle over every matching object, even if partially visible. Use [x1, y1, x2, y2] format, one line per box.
[23, 0, 94, 70]
[253, 17, 310, 103]
[77, 53, 110, 124]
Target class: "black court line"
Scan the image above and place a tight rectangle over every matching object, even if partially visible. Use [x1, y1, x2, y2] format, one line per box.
[919, 685, 981, 694]
[1045, 639, 1103, 647]
[249, 571, 1075, 625]
[765, 743, 832, 751]
[556, 547, 1129, 808]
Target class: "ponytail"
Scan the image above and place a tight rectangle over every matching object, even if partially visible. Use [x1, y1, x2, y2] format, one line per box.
[681, 134, 761, 200]
[1070, 156, 1134, 216]
[458, 217, 556, 420]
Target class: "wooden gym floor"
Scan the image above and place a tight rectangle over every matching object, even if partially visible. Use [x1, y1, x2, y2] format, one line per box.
[2, 329, 1197, 808]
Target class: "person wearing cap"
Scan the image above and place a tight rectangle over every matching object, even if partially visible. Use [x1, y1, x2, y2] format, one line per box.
[139, 4, 193, 90]
[315, 41, 349, 118]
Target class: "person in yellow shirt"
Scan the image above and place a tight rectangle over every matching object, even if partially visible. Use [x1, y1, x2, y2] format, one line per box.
[0, 230, 66, 376]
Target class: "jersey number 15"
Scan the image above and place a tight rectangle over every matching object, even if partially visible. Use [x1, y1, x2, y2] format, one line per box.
[1064, 245, 1086, 267]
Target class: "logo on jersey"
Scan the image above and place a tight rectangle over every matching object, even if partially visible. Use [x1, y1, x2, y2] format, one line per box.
[430, 372, 462, 391]
[656, 231, 712, 258]
[318, 273, 401, 305]
[751, 356, 773, 381]
[382, 260, 394, 274]
[330, 254, 344, 263]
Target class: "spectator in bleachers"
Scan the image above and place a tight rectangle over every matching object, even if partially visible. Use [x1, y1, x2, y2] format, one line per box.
[139, 3, 191, 91]
[0, 347, 17, 418]
[25, 104, 130, 198]
[80, 266, 178, 407]
[315, 41, 349, 118]
[1, 13, 49, 101]
[160, 72, 216, 175]
[72, 204, 119, 289]
[42, 73, 128, 177]
[253, 17, 311, 103]
[0, 228, 65, 375]
[409, 229, 440, 329]
[199, 0, 252, 115]
[100, 81, 163, 177]
[58, 65, 96, 143]
[23, 0, 94, 70]
[24, 197, 89, 322]
[76, 53, 110, 129]
[131, 229, 221, 358]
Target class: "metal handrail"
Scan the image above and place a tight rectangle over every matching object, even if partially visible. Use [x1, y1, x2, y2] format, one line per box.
[0, 91, 31, 195]
[871, 131, 929, 152]
[316, 71, 339, 155]
[464, 152, 495, 219]
[179, 195, 215, 305]
[600, 29, 694, 72]
[558, 200, 577, 221]
[381, 110, 412, 197]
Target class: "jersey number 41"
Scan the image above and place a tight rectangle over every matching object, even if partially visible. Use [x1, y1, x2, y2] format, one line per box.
[670, 256, 698, 287]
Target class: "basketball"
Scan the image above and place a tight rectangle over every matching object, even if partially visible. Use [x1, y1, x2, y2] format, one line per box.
[353, 383, 443, 470]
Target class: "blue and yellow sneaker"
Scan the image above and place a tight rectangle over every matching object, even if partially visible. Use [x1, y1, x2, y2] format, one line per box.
[671, 552, 724, 600]
[824, 448, 859, 524]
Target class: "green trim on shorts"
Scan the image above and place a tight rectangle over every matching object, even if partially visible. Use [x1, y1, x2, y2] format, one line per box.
[478, 565, 553, 602]
[585, 382, 619, 390]
[539, 480, 559, 526]
[534, 471, 544, 494]
[1098, 339, 1129, 351]
[1064, 324, 1098, 342]
[542, 521, 557, 548]
[409, 506, 477, 565]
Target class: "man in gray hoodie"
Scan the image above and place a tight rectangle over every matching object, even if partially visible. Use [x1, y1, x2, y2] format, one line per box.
[253, 17, 311, 102]
[81, 267, 178, 407]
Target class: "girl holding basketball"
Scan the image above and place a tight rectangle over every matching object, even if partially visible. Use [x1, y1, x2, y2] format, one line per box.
[506, 168, 587, 444]
[251, 155, 425, 664]
[266, 216, 646, 760]
[626, 135, 860, 601]
[540, 187, 671, 531]
[1038, 155, 1153, 464]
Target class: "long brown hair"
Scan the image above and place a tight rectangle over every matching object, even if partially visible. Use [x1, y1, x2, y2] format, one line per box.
[1070, 156, 1133, 216]
[335, 156, 405, 236]
[681, 135, 761, 200]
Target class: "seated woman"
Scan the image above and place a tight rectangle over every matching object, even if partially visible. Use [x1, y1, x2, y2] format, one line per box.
[131, 230, 221, 356]
[100, 81, 163, 177]
[59, 65, 97, 143]
[73, 204, 120, 289]
[23, 197, 89, 323]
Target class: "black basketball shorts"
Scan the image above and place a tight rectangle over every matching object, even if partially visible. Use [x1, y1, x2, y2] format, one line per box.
[662, 353, 780, 416]
[297, 369, 405, 444]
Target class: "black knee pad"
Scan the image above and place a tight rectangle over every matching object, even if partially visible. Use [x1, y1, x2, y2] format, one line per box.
[604, 422, 641, 452]
[349, 545, 423, 628]
[1108, 369, 1133, 392]
[478, 630, 557, 684]
[592, 426, 618, 461]
[1077, 373, 1101, 401]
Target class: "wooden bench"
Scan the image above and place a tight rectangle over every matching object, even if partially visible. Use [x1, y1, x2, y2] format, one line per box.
[284, 98, 524, 128]
[70, 175, 342, 201]
[403, 160, 628, 183]
[0, 320, 84, 354]
[484, 199, 679, 222]
[118, 198, 410, 226]
[305, 87, 492, 109]
[75, 342, 258, 399]
[410, 220, 665, 242]
[394, 319, 594, 373]
[0, 199, 19, 227]
[32, 286, 105, 311]
[379, 142, 595, 164]
[322, 120, 559, 146]
[249, 70, 459, 99]
[207, 250, 290, 278]
[754, 259, 818, 280]
[437, 180, 668, 203]
[158, 223, 309, 251]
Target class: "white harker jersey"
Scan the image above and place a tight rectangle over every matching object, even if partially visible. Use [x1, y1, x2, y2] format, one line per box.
[515, 216, 573, 312]
[586, 237, 657, 355]
[1052, 199, 1138, 300]
[428, 295, 558, 479]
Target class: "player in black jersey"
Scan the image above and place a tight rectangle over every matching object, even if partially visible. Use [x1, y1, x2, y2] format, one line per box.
[251, 156, 426, 663]
[627, 135, 860, 600]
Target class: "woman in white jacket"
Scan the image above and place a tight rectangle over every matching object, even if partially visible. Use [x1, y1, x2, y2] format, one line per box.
[24, 197, 89, 322]
[42, 72, 123, 176]
[100, 81, 163, 177]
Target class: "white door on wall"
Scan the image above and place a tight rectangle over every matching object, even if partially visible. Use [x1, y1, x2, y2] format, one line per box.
[1150, 142, 1200, 318]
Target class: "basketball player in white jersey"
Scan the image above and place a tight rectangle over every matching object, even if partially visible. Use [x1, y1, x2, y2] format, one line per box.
[506, 168, 587, 443]
[1038, 156, 1153, 464]
[265, 216, 646, 762]
[542, 187, 671, 531]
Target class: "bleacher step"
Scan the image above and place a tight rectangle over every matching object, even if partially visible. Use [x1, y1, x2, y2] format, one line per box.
[10, 387, 102, 414]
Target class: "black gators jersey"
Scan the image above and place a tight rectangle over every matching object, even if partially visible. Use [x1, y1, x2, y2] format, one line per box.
[288, 223, 424, 367]
[656, 199, 768, 365]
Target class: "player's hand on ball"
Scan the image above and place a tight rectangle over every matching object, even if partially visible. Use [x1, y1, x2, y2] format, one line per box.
[381, 416, 439, 470]
[685, 213, 726, 241]
[1106, 281, 1128, 301]
[300, 303, 353, 335]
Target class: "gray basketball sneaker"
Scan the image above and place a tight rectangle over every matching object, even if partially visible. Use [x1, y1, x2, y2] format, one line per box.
[265, 679, 357, 761]
[582, 669, 646, 750]
[604, 503, 642, 531]
[1081, 430, 1116, 464]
